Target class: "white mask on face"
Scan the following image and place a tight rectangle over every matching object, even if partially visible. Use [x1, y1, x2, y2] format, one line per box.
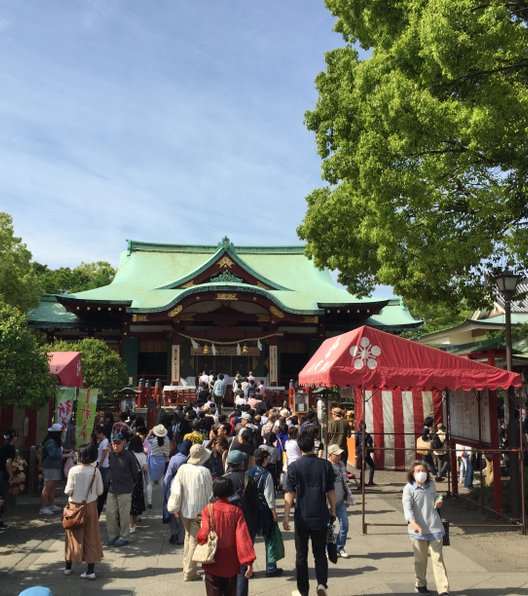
[414, 471, 428, 484]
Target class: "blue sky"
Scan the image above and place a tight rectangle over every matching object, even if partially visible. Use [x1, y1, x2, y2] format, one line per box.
[1, 0, 347, 269]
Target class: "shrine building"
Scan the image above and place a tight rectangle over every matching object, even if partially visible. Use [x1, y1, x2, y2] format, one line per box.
[29, 237, 421, 387]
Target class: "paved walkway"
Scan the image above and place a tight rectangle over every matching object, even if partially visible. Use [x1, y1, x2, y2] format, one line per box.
[1, 471, 527, 596]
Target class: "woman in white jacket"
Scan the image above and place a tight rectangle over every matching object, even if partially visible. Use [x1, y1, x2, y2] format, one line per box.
[64, 444, 103, 580]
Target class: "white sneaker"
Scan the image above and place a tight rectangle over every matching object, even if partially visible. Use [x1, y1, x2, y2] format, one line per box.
[39, 507, 53, 515]
[316, 585, 327, 596]
[338, 549, 350, 558]
[80, 571, 96, 580]
[63, 569, 72, 576]
[130, 526, 136, 534]
[49, 504, 62, 512]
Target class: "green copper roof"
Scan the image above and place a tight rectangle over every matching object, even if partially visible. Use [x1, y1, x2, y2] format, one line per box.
[28, 294, 80, 327]
[59, 239, 389, 315]
[366, 298, 423, 329]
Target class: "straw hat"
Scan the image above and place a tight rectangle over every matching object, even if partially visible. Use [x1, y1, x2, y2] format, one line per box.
[152, 424, 168, 437]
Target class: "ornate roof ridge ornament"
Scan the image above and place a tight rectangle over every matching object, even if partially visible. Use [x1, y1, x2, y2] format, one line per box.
[219, 236, 234, 249]
[210, 270, 243, 283]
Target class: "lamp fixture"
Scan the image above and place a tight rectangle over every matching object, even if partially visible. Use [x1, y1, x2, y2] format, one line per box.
[242, 343, 249, 354]
[494, 270, 522, 299]
[203, 344, 210, 355]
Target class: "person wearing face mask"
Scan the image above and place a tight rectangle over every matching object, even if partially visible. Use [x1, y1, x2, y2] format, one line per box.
[402, 461, 449, 596]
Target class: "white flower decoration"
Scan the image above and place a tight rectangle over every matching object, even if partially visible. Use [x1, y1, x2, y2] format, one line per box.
[349, 336, 381, 370]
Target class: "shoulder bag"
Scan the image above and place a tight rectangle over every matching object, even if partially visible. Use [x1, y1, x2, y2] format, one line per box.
[192, 503, 218, 564]
[62, 467, 97, 530]
[416, 436, 432, 456]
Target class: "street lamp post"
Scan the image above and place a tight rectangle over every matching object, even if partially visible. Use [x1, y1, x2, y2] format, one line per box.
[494, 271, 522, 519]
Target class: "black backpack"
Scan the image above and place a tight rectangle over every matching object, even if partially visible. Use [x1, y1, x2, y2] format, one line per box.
[432, 434, 443, 450]
[225, 471, 259, 538]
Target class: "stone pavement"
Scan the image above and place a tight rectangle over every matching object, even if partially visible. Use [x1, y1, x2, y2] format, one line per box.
[1, 471, 527, 596]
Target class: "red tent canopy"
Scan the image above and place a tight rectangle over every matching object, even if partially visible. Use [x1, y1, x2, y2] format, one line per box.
[49, 352, 83, 388]
[299, 326, 521, 391]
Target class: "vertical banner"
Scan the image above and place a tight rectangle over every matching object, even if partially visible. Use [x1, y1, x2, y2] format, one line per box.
[76, 388, 99, 445]
[55, 387, 77, 429]
[171, 344, 180, 385]
[269, 345, 278, 384]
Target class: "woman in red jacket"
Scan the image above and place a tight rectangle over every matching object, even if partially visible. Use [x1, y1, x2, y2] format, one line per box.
[196, 477, 255, 596]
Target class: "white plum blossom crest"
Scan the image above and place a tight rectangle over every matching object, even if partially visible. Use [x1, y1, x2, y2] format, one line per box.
[349, 336, 381, 370]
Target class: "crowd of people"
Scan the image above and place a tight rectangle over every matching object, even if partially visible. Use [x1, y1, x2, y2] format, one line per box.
[5, 386, 527, 596]
[54, 396, 359, 596]
[0, 379, 362, 595]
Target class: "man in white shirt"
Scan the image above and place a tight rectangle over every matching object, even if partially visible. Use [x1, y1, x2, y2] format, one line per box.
[168, 444, 213, 582]
[212, 373, 226, 414]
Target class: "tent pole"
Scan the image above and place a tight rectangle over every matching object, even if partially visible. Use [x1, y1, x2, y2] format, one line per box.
[446, 389, 456, 497]
[519, 394, 526, 534]
[361, 388, 367, 535]
[475, 390, 485, 510]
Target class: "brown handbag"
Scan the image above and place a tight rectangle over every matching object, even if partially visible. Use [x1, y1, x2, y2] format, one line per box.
[62, 468, 97, 530]
[416, 436, 432, 456]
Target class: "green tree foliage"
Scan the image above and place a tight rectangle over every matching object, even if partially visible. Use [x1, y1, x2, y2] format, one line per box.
[33, 261, 115, 294]
[0, 213, 42, 311]
[298, 1, 528, 308]
[402, 299, 473, 339]
[0, 301, 56, 407]
[45, 338, 128, 397]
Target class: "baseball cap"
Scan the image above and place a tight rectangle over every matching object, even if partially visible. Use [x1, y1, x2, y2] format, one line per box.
[328, 444, 344, 456]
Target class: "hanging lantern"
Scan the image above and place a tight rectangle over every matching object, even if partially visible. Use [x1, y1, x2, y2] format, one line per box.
[242, 343, 249, 354]
[203, 344, 210, 355]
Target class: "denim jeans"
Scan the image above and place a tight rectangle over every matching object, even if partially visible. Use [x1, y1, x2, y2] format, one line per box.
[335, 499, 349, 551]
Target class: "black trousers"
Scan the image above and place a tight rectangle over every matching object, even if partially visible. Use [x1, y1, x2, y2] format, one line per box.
[294, 518, 328, 596]
[358, 453, 376, 485]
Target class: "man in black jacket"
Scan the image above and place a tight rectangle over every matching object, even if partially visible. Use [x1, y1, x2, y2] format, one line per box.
[107, 432, 139, 547]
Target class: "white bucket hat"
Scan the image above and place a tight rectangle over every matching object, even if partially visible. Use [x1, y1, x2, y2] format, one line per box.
[153, 424, 168, 437]
[47, 423, 63, 432]
[187, 444, 211, 466]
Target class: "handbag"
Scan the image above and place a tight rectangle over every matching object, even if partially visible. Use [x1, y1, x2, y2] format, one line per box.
[326, 521, 338, 564]
[62, 467, 97, 530]
[416, 436, 432, 456]
[192, 503, 218, 564]
[266, 521, 285, 563]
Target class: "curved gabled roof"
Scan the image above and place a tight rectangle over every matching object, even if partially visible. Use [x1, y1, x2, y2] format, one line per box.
[58, 238, 389, 315]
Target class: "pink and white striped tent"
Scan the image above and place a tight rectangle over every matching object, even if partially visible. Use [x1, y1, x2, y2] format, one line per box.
[354, 388, 443, 470]
[299, 326, 521, 470]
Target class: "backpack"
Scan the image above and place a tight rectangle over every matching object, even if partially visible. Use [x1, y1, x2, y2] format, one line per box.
[225, 471, 259, 538]
[432, 434, 443, 450]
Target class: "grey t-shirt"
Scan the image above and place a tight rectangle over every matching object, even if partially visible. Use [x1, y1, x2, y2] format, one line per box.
[332, 462, 345, 503]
